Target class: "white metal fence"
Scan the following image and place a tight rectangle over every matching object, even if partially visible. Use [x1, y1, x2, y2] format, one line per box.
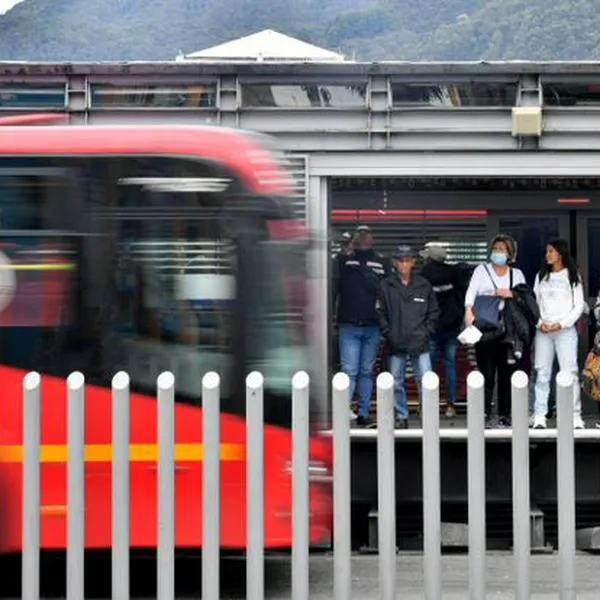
[18, 368, 579, 599]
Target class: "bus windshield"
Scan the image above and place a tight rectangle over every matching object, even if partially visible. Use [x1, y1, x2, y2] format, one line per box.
[0, 154, 317, 428]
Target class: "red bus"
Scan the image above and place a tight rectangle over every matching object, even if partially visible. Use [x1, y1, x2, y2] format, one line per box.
[0, 123, 332, 552]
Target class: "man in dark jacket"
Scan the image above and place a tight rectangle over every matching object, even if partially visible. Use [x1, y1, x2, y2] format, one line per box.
[419, 243, 468, 418]
[333, 225, 390, 427]
[376, 245, 439, 428]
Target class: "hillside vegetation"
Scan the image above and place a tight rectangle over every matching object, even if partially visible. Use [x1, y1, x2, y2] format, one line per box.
[0, 0, 596, 61]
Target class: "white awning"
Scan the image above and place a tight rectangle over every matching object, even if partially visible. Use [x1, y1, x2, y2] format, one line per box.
[182, 29, 346, 63]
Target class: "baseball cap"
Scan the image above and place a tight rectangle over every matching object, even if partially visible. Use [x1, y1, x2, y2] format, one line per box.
[392, 245, 417, 260]
[355, 225, 371, 234]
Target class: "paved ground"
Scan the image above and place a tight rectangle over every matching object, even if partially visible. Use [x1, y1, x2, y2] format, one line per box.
[5, 551, 600, 599]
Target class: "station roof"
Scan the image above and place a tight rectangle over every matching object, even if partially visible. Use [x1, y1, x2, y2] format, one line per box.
[181, 29, 346, 63]
[2, 60, 600, 78]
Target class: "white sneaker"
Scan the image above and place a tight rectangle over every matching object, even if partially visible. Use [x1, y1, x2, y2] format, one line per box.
[532, 414, 547, 429]
[349, 410, 358, 421]
[574, 415, 585, 430]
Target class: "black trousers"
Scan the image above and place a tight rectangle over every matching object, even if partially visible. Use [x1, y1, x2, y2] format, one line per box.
[475, 339, 519, 419]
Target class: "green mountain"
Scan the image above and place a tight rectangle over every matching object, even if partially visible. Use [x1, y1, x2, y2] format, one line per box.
[0, 0, 597, 61]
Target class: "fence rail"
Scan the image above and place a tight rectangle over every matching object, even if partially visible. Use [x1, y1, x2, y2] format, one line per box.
[15, 367, 580, 599]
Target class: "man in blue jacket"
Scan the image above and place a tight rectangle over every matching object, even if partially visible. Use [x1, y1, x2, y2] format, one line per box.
[332, 225, 389, 427]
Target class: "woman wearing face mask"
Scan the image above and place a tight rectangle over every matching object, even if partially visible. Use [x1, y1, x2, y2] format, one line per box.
[465, 234, 526, 427]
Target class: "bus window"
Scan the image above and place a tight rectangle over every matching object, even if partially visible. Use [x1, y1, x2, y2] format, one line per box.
[81, 156, 239, 404]
[108, 216, 236, 402]
[0, 168, 80, 372]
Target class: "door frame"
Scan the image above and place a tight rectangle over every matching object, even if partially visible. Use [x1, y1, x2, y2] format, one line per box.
[575, 211, 600, 414]
[575, 211, 600, 300]
[486, 211, 571, 253]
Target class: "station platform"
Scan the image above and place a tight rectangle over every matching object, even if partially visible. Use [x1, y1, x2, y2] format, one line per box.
[337, 416, 600, 441]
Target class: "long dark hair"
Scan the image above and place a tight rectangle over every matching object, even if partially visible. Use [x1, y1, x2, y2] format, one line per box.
[538, 238, 581, 287]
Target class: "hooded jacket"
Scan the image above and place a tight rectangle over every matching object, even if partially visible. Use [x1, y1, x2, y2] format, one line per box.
[420, 259, 469, 332]
[376, 272, 440, 355]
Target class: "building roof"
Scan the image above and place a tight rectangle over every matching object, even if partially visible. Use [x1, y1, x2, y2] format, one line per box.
[182, 29, 345, 63]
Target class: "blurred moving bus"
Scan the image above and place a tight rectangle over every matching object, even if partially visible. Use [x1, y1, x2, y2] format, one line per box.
[0, 123, 331, 552]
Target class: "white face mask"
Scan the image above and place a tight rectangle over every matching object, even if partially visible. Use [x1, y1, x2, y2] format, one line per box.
[490, 252, 508, 266]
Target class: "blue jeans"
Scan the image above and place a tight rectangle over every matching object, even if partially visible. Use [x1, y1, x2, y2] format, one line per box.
[534, 326, 581, 418]
[429, 329, 459, 405]
[338, 324, 382, 417]
[389, 352, 432, 420]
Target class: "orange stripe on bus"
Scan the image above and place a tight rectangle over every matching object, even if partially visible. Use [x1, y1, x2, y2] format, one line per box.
[0, 443, 245, 463]
[41, 505, 68, 516]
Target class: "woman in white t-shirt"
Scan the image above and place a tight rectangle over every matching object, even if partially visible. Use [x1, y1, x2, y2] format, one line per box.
[532, 239, 585, 430]
[465, 234, 526, 427]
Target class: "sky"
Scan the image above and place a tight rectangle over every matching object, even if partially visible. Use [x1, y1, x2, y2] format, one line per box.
[0, 0, 23, 14]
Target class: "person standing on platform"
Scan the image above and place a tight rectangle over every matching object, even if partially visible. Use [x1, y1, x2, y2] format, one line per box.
[420, 242, 468, 418]
[532, 239, 585, 429]
[376, 245, 439, 429]
[464, 234, 526, 428]
[332, 225, 389, 427]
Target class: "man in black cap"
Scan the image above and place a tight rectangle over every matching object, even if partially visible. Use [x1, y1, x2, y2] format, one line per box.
[332, 225, 390, 427]
[419, 242, 469, 418]
[376, 245, 439, 428]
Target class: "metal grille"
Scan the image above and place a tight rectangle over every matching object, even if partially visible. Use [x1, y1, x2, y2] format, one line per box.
[126, 240, 234, 274]
[330, 216, 488, 267]
[282, 153, 308, 222]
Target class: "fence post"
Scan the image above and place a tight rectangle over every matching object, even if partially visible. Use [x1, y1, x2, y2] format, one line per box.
[556, 370, 576, 600]
[112, 371, 130, 600]
[466, 370, 486, 600]
[292, 371, 310, 600]
[511, 370, 530, 600]
[246, 371, 265, 600]
[376, 372, 396, 600]
[67, 372, 85, 600]
[22, 371, 41, 600]
[157, 372, 175, 600]
[202, 371, 221, 600]
[422, 371, 441, 600]
[332, 372, 351, 600]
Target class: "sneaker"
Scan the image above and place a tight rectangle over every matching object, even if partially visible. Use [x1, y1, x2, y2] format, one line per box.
[532, 415, 547, 429]
[496, 416, 512, 429]
[349, 410, 358, 422]
[574, 415, 585, 430]
[395, 418, 409, 429]
[445, 405, 456, 419]
[356, 415, 376, 428]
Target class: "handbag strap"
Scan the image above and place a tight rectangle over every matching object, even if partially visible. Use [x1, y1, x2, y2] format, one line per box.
[484, 264, 513, 290]
[483, 265, 497, 289]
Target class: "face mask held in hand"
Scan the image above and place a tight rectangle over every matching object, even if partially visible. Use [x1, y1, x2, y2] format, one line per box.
[490, 252, 508, 266]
